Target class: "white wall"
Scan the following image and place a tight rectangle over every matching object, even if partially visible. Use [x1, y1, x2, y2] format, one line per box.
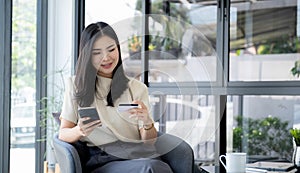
[48, 0, 74, 86]
[47, 0, 75, 167]
[47, 0, 75, 109]
[230, 54, 300, 81]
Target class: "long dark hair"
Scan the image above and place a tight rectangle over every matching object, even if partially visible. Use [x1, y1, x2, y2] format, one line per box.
[74, 21, 129, 107]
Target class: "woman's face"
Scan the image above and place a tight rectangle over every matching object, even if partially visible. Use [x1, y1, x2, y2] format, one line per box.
[91, 35, 119, 78]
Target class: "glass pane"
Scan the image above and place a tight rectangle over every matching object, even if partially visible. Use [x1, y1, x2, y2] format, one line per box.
[230, 0, 300, 81]
[150, 94, 216, 164]
[147, 0, 217, 82]
[85, 0, 217, 82]
[10, 0, 36, 172]
[227, 95, 299, 163]
[85, 0, 144, 79]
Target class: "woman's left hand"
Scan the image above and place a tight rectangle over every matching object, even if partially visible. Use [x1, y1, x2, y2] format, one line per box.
[128, 100, 152, 125]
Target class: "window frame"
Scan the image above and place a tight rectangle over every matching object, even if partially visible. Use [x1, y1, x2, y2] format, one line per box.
[0, 0, 12, 172]
[0, 0, 48, 172]
[71, 0, 300, 173]
[36, 0, 48, 172]
[0, 0, 295, 172]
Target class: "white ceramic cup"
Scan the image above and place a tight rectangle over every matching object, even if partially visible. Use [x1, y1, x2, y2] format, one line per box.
[219, 152, 246, 173]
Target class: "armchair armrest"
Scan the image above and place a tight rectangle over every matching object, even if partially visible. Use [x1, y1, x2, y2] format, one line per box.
[52, 133, 82, 173]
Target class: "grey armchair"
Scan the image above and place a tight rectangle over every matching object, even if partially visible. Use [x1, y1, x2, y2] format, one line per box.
[53, 132, 197, 173]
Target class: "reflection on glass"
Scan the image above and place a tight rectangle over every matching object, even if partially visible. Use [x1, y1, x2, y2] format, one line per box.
[227, 95, 300, 162]
[85, 0, 141, 58]
[10, 0, 36, 172]
[85, 0, 143, 78]
[230, 1, 300, 81]
[150, 94, 216, 163]
[147, 1, 217, 82]
[85, 0, 218, 82]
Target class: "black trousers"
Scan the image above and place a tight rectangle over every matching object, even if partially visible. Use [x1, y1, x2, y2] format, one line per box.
[86, 144, 173, 173]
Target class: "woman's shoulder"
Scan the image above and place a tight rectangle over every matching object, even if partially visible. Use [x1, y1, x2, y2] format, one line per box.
[65, 76, 75, 84]
[126, 77, 149, 100]
[127, 77, 148, 90]
[65, 75, 76, 91]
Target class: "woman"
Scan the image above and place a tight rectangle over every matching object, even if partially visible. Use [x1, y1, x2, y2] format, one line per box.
[58, 21, 173, 173]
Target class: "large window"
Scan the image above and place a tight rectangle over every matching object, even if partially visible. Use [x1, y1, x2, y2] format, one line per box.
[85, 0, 220, 163]
[52, 0, 300, 172]
[226, 0, 300, 169]
[150, 94, 216, 163]
[146, 1, 218, 83]
[2, 0, 299, 172]
[229, 0, 300, 81]
[10, 0, 37, 172]
[86, 0, 218, 83]
[227, 95, 300, 162]
[85, 0, 143, 77]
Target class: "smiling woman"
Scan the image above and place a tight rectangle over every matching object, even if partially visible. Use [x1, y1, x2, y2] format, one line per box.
[91, 35, 119, 78]
[57, 21, 177, 172]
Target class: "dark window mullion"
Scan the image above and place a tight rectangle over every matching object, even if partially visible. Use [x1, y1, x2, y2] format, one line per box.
[141, 0, 150, 87]
[0, 0, 12, 173]
[216, 95, 227, 173]
[216, 0, 229, 173]
[36, 0, 47, 172]
[74, 0, 85, 73]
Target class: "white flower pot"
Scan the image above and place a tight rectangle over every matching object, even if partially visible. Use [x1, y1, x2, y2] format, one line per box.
[293, 146, 300, 166]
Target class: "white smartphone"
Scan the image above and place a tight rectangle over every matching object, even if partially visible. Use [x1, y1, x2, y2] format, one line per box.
[118, 103, 139, 112]
[78, 107, 100, 124]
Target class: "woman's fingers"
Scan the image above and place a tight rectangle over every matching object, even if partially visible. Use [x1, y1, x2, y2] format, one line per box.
[132, 100, 146, 109]
[128, 108, 152, 124]
[84, 121, 101, 134]
[78, 118, 101, 136]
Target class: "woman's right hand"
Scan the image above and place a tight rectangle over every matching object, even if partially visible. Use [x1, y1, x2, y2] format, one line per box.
[77, 117, 102, 137]
[59, 118, 101, 143]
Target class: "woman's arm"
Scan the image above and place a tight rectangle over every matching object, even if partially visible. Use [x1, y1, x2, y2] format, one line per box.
[139, 122, 157, 142]
[58, 119, 82, 143]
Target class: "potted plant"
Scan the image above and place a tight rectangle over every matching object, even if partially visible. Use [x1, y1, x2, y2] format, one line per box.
[159, 15, 185, 59]
[290, 128, 300, 166]
[233, 116, 292, 159]
[127, 33, 163, 60]
[291, 60, 300, 78]
[148, 33, 163, 59]
[128, 34, 142, 60]
[39, 62, 68, 172]
[134, 0, 190, 59]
